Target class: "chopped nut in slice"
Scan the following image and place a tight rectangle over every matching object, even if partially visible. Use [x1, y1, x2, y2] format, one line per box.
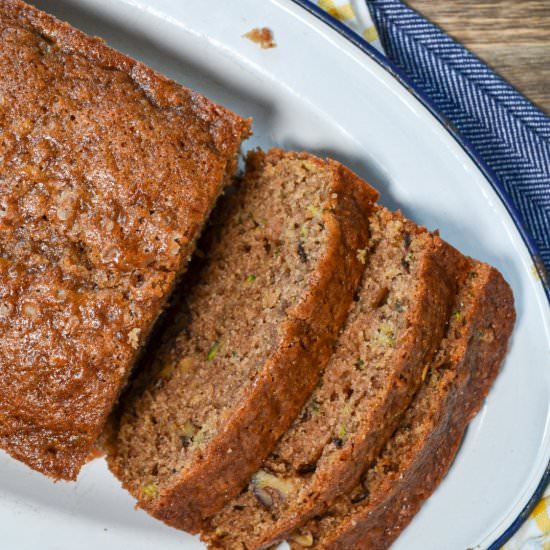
[290, 532, 314, 547]
[251, 470, 296, 508]
[178, 356, 195, 375]
[158, 362, 175, 379]
[180, 420, 198, 448]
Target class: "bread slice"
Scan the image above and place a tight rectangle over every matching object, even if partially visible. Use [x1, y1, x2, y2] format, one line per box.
[106, 149, 378, 531]
[0, 0, 250, 480]
[287, 261, 515, 550]
[202, 207, 465, 550]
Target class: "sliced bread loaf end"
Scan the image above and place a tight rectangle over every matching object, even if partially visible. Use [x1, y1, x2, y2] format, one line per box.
[106, 149, 378, 531]
[288, 261, 515, 550]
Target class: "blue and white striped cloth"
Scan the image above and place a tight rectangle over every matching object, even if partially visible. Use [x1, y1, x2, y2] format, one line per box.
[313, 0, 550, 548]
[367, 0, 550, 283]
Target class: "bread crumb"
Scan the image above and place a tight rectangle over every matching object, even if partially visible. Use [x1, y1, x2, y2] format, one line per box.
[243, 27, 276, 49]
[128, 328, 141, 349]
[356, 249, 367, 264]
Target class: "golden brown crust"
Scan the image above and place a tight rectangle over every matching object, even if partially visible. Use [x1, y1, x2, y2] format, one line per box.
[316, 266, 515, 550]
[130, 150, 378, 531]
[0, 0, 250, 148]
[0, 0, 249, 480]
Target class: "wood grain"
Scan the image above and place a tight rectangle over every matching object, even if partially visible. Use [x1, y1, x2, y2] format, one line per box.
[405, 0, 550, 114]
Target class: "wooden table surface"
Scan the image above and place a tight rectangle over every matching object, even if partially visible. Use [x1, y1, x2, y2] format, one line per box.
[405, 0, 550, 114]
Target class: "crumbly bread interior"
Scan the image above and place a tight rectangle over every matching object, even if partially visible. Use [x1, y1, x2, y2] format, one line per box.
[110, 154, 341, 499]
[267, 211, 430, 475]
[203, 207, 454, 549]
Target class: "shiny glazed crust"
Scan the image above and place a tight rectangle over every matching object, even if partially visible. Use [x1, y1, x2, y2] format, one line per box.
[0, 0, 250, 480]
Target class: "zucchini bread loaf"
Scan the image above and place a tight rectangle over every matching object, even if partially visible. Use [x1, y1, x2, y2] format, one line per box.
[203, 206, 466, 550]
[288, 260, 514, 550]
[0, 0, 250, 480]
[106, 149, 378, 531]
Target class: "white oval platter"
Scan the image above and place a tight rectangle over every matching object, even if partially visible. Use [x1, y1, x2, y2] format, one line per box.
[1, 1, 549, 549]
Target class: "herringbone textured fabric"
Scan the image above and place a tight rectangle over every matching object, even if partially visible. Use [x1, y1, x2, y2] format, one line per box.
[367, 0, 550, 274]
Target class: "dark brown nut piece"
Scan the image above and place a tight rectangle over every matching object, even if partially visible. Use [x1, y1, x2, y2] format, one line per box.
[251, 470, 296, 508]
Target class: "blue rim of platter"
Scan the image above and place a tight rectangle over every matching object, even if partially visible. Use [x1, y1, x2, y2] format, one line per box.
[289, 0, 550, 548]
